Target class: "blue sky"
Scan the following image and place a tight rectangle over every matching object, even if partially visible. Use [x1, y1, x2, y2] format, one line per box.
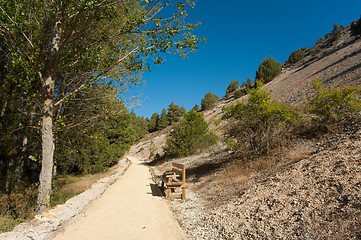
[124, 0, 361, 118]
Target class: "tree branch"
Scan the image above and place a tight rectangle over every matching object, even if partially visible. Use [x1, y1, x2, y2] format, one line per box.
[0, 6, 35, 49]
[54, 46, 139, 107]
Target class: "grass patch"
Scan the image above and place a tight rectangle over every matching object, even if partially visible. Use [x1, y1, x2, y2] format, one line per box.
[0, 216, 19, 233]
[0, 166, 116, 233]
[51, 168, 116, 207]
[0, 186, 37, 233]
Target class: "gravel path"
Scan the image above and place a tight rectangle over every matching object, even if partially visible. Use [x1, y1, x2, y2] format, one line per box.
[54, 156, 183, 240]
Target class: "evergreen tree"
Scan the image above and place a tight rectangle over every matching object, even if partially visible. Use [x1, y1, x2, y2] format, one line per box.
[167, 102, 186, 124]
[163, 110, 217, 157]
[226, 80, 239, 96]
[148, 113, 160, 132]
[246, 77, 252, 91]
[255, 57, 282, 84]
[157, 108, 169, 130]
[201, 92, 219, 110]
[192, 104, 200, 111]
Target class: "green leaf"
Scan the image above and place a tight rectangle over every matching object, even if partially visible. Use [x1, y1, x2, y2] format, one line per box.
[29, 155, 37, 162]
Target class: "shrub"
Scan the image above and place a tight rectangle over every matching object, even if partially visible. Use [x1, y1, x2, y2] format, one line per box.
[226, 80, 239, 96]
[163, 110, 218, 157]
[223, 88, 299, 157]
[286, 49, 306, 65]
[255, 57, 282, 84]
[351, 16, 361, 37]
[307, 82, 361, 124]
[234, 89, 244, 99]
[201, 92, 219, 110]
[330, 24, 345, 42]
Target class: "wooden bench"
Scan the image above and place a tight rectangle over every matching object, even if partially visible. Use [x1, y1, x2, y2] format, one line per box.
[160, 163, 186, 200]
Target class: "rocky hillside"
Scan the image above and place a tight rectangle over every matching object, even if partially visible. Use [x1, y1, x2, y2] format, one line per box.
[131, 25, 361, 239]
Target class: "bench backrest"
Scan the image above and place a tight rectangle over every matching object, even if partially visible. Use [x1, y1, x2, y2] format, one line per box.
[172, 163, 186, 184]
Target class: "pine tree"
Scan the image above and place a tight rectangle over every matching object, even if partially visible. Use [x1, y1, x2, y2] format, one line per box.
[201, 92, 219, 110]
[164, 110, 217, 157]
[255, 57, 282, 84]
[167, 102, 186, 124]
[226, 80, 239, 96]
[148, 113, 160, 132]
[157, 108, 169, 130]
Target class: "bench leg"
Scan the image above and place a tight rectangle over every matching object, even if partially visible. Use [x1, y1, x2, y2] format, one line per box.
[165, 188, 170, 199]
[182, 187, 186, 200]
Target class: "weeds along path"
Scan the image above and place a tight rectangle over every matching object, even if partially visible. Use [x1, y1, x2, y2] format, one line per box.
[54, 156, 183, 240]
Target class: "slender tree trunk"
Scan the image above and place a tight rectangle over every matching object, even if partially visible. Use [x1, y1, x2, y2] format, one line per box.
[37, 96, 54, 213]
[36, 10, 62, 214]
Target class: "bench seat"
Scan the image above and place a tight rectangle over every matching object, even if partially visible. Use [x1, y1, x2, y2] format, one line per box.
[160, 163, 186, 199]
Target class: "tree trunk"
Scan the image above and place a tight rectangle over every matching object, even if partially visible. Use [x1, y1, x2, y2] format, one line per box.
[37, 96, 54, 213]
[36, 10, 62, 214]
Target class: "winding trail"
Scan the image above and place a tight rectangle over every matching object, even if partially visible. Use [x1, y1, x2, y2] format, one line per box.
[54, 156, 183, 240]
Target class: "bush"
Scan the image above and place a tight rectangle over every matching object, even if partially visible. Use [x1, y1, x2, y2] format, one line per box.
[351, 16, 361, 37]
[330, 24, 345, 42]
[223, 88, 299, 157]
[226, 80, 239, 96]
[286, 49, 306, 65]
[307, 82, 361, 124]
[201, 92, 219, 110]
[255, 57, 282, 84]
[163, 110, 218, 157]
[234, 89, 244, 99]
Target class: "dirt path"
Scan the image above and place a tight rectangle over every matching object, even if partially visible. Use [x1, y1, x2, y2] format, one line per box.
[54, 156, 184, 240]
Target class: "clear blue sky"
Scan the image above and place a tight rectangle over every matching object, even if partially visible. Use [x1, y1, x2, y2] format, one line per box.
[124, 0, 361, 118]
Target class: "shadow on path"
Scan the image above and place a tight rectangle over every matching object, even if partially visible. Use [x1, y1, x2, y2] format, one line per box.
[148, 183, 163, 197]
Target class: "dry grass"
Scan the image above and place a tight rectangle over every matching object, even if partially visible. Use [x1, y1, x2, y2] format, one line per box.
[192, 141, 314, 204]
[51, 165, 118, 206]
[0, 189, 37, 233]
